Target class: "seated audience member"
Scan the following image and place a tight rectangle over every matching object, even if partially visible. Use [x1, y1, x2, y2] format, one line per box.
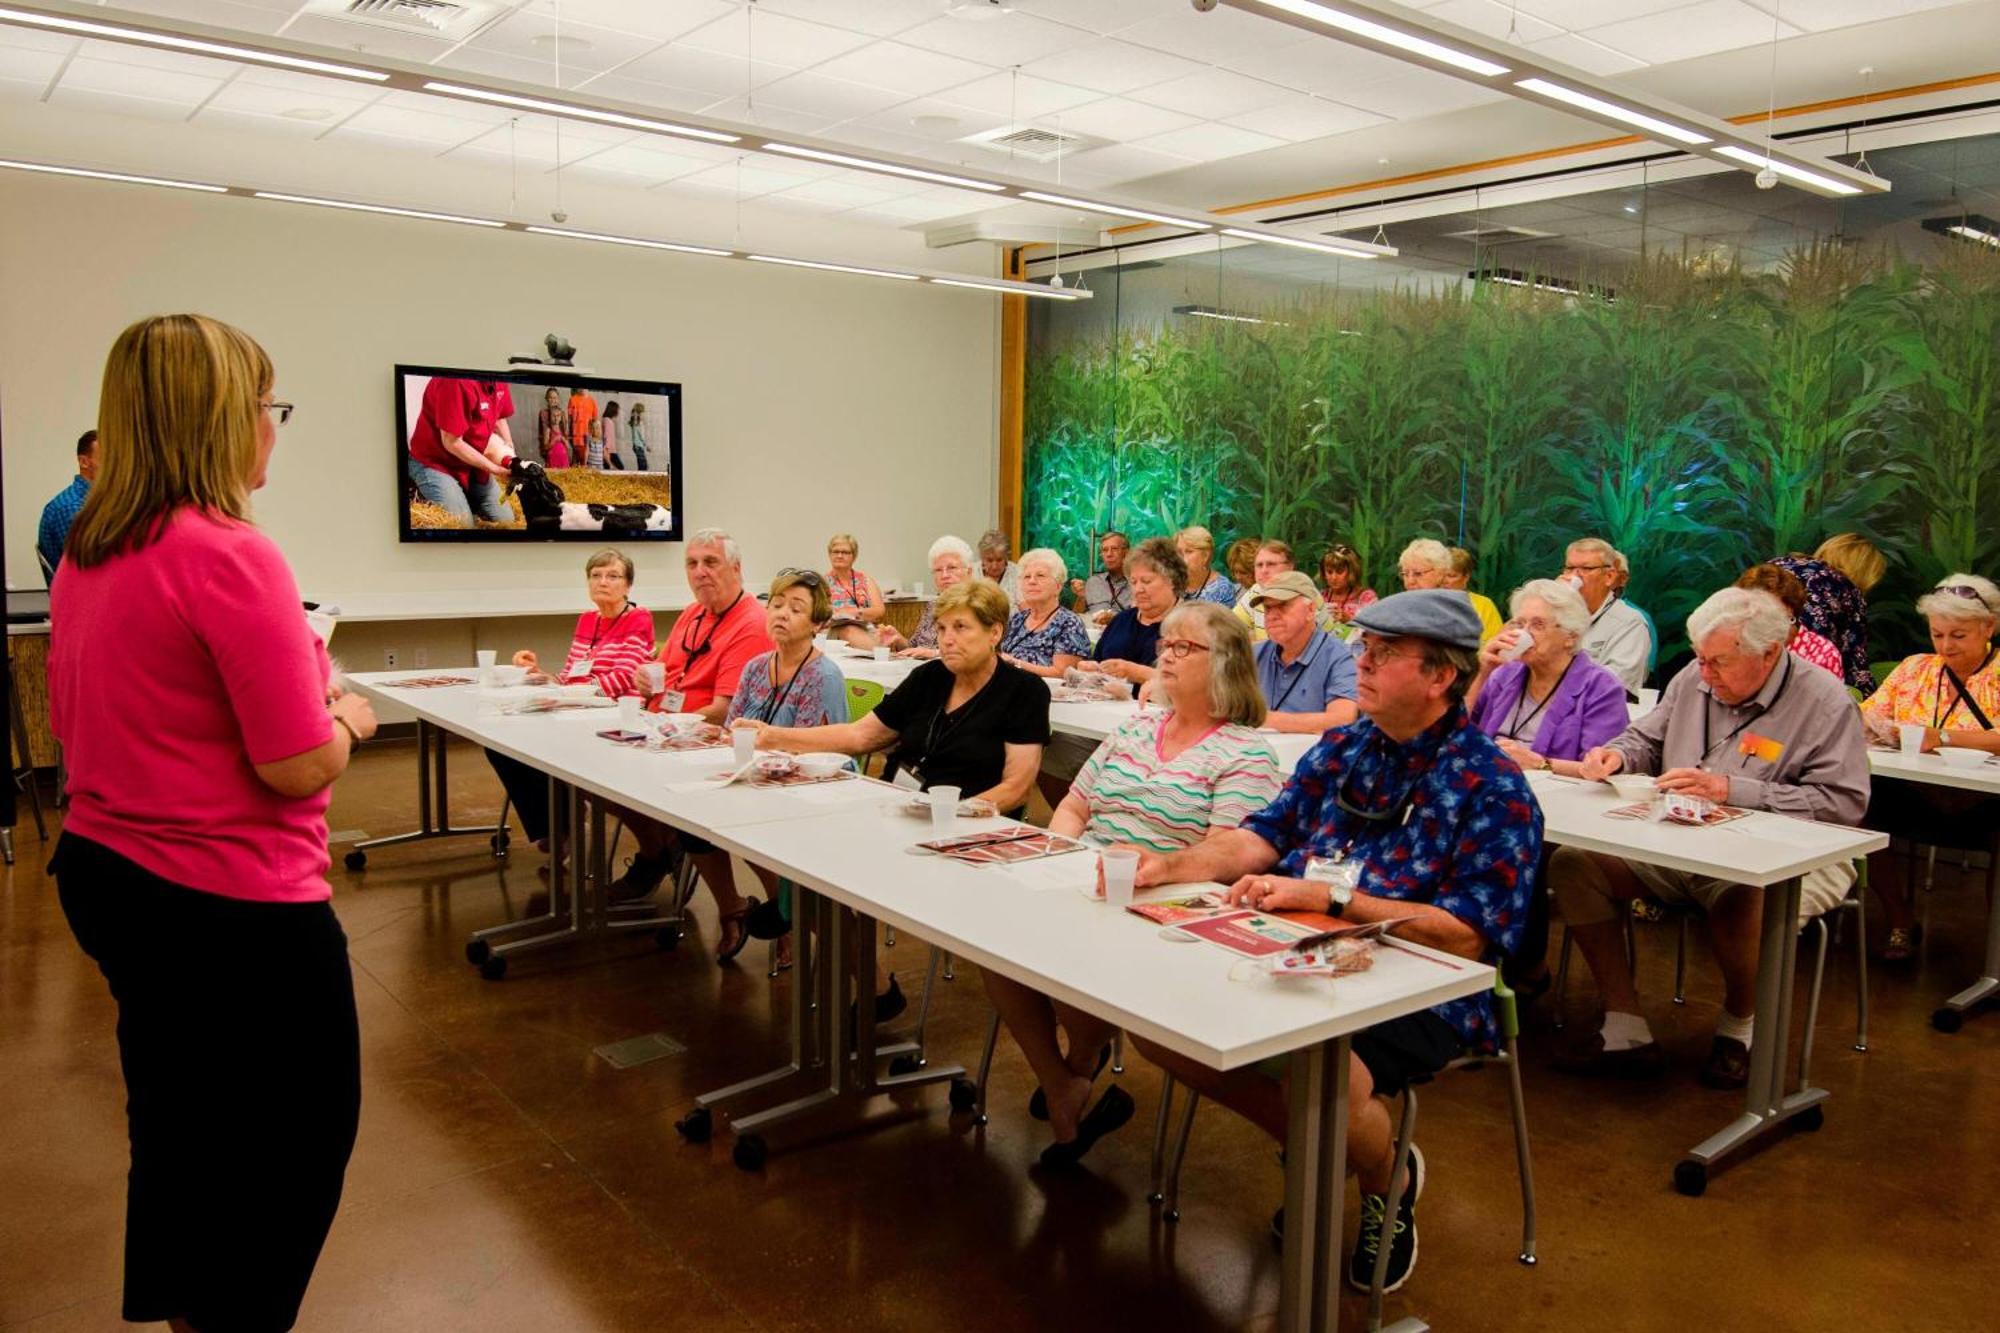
[1224, 536, 1260, 592]
[1857, 575, 2000, 961]
[989, 603, 1282, 1166]
[1551, 588, 1869, 1088]
[823, 532, 887, 650]
[1069, 530, 1134, 625]
[1443, 546, 1506, 644]
[743, 580, 1050, 1016]
[1119, 590, 1540, 1294]
[1320, 542, 1377, 627]
[1735, 563, 1844, 679]
[878, 535, 973, 657]
[37, 429, 97, 575]
[1608, 547, 1659, 681]
[977, 529, 1021, 607]
[1234, 538, 1299, 640]
[1773, 533, 1886, 693]
[1399, 540, 1498, 642]
[1252, 572, 1359, 735]
[1178, 525, 1241, 606]
[605, 531, 775, 951]
[1562, 537, 1652, 698]
[487, 549, 656, 854]
[1000, 548, 1091, 678]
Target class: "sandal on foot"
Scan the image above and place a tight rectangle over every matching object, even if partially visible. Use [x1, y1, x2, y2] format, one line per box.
[1038, 1085, 1135, 1169]
[1880, 924, 1922, 964]
[717, 898, 760, 962]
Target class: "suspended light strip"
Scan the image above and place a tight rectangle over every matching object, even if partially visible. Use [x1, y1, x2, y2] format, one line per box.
[1019, 190, 1210, 231]
[0, 157, 225, 192]
[747, 254, 920, 282]
[930, 277, 1084, 300]
[1947, 223, 2000, 248]
[1712, 146, 1863, 196]
[1253, 0, 1508, 78]
[1219, 226, 1379, 259]
[421, 82, 740, 144]
[1920, 214, 2000, 248]
[763, 144, 1004, 193]
[1174, 304, 1276, 325]
[525, 225, 732, 257]
[252, 191, 505, 227]
[0, 5, 390, 81]
[1514, 78, 1710, 146]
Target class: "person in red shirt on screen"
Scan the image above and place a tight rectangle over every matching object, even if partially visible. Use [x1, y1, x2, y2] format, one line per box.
[406, 376, 516, 526]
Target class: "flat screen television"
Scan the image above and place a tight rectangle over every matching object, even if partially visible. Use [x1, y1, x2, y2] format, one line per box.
[395, 364, 683, 543]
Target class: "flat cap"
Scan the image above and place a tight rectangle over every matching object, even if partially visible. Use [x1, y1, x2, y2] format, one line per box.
[1251, 570, 1324, 606]
[1350, 589, 1484, 651]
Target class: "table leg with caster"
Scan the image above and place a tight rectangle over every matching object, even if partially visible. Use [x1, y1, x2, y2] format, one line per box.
[345, 719, 507, 870]
[1933, 838, 2000, 1033]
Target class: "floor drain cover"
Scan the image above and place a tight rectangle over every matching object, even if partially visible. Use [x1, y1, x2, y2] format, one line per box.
[593, 1033, 688, 1069]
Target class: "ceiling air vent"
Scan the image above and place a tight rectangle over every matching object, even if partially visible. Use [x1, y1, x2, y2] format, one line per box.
[305, 0, 498, 39]
[960, 125, 1102, 164]
[1440, 223, 1556, 244]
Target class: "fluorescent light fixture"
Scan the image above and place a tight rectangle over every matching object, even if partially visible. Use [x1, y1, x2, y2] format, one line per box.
[762, 144, 1004, 193]
[1712, 146, 1863, 196]
[1219, 226, 1379, 259]
[525, 226, 732, 257]
[1018, 190, 1210, 230]
[1514, 78, 1710, 146]
[1948, 223, 2000, 248]
[746, 254, 920, 282]
[0, 157, 225, 193]
[1253, 0, 1509, 78]
[421, 82, 740, 145]
[251, 191, 505, 227]
[930, 277, 1084, 300]
[1173, 304, 1279, 325]
[0, 5, 389, 82]
[1921, 214, 2000, 248]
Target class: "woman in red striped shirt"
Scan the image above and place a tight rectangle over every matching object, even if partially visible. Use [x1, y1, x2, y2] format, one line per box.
[486, 549, 655, 850]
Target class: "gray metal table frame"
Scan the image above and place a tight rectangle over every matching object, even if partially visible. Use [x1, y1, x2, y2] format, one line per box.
[346, 717, 508, 870]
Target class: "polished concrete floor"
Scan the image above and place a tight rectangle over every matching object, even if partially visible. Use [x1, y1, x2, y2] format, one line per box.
[4, 736, 1997, 1331]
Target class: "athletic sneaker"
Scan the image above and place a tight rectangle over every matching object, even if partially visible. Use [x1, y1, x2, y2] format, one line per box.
[1348, 1144, 1425, 1294]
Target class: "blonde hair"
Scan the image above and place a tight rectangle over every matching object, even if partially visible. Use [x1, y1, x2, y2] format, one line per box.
[1916, 574, 2000, 625]
[1161, 602, 1266, 728]
[1176, 525, 1215, 554]
[1447, 546, 1475, 578]
[827, 532, 859, 557]
[586, 548, 634, 583]
[1814, 533, 1886, 594]
[68, 314, 271, 568]
[935, 578, 1011, 631]
[769, 569, 832, 624]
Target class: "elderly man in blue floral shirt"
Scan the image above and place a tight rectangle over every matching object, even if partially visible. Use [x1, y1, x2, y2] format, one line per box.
[1125, 589, 1541, 1296]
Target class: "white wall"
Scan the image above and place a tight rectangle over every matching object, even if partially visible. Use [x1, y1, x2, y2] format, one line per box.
[0, 171, 1001, 603]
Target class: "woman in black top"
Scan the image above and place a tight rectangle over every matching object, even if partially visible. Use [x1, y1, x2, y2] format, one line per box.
[746, 578, 1048, 812]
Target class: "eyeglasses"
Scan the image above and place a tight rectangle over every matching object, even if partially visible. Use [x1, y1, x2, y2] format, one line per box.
[777, 567, 826, 589]
[1509, 616, 1557, 635]
[1561, 562, 1610, 574]
[1354, 635, 1419, 667]
[1693, 649, 1747, 672]
[262, 400, 294, 426]
[1934, 583, 1989, 604]
[1157, 638, 1212, 661]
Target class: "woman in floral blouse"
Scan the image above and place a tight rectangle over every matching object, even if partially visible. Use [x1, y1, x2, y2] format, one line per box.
[1735, 563, 1844, 679]
[1772, 533, 1885, 692]
[999, 548, 1091, 678]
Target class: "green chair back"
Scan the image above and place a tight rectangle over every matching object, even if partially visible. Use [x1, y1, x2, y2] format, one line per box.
[846, 679, 885, 722]
[1492, 972, 1520, 1043]
[1869, 660, 1897, 690]
[1847, 685, 1863, 704]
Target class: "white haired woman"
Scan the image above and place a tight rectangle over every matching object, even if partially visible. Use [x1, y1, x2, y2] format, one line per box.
[988, 603, 1282, 1166]
[977, 528, 1021, 607]
[877, 535, 973, 657]
[1859, 574, 2000, 960]
[1402, 538, 1500, 642]
[1177, 524, 1240, 606]
[1000, 547, 1091, 678]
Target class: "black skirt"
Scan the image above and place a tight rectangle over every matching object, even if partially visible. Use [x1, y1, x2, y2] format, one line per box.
[53, 832, 362, 1333]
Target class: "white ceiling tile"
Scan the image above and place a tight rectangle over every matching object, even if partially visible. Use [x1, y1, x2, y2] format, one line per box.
[436, 47, 597, 91]
[57, 56, 223, 104]
[846, 95, 1009, 143]
[676, 8, 875, 66]
[73, 37, 235, 78]
[1052, 141, 1200, 188]
[691, 95, 842, 135]
[1227, 36, 1425, 96]
[751, 0, 954, 39]
[1419, 1, 1564, 43]
[745, 71, 913, 121]
[1522, 32, 1649, 76]
[47, 85, 211, 121]
[1112, 5, 1311, 67]
[377, 88, 517, 125]
[1221, 95, 1389, 144]
[757, 191, 848, 215]
[847, 194, 975, 222]
[924, 71, 1101, 120]
[201, 78, 375, 120]
[462, 12, 668, 75]
[1129, 67, 1292, 121]
[896, 11, 1087, 67]
[226, 65, 379, 99]
[1017, 38, 1206, 97]
[102, 0, 292, 34]
[333, 103, 500, 147]
[676, 161, 818, 196]
[1584, 1, 1803, 64]
[195, 107, 340, 137]
[1509, 1, 1688, 27]
[1052, 95, 1200, 142]
[811, 41, 996, 98]
[1781, 1, 1970, 34]
[0, 25, 75, 56]
[452, 122, 638, 166]
[1131, 121, 1287, 163]
[775, 177, 905, 208]
[1008, 0, 1163, 35]
[1336, 71, 1509, 120]
[532, 0, 739, 43]
[0, 47, 66, 88]
[610, 43, 799, 97]
[280, 15, 458, 63]
[575, 72, 723, 113]
[559, 141, 718, 183]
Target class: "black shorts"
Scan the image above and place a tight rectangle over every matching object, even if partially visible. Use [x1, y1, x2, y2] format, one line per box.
[1351, 1011, 1462, 1096]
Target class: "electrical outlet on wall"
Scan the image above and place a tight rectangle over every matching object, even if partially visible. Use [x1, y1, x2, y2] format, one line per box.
[384, 648, 400, 670]
[414, 647, 429, 668]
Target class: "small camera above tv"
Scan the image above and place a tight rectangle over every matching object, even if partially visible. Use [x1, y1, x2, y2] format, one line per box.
[395, 364, 683, 544]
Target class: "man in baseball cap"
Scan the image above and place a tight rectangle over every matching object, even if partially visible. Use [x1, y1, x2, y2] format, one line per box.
[1253, 570, 1359, 735]
[1120, 588, 1542, 1294]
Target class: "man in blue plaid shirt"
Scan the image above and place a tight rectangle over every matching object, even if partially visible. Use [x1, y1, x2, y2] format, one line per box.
[37, 430, 97, 577]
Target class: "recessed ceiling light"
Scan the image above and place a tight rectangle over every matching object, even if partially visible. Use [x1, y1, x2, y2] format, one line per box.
[1514, 78, 1710, 146]
[0, 5, 389, 82]
[1018, 190, 1209, 230]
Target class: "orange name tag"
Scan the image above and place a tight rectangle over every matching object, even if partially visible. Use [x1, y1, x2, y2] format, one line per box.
[1739, 732, 1784, 763]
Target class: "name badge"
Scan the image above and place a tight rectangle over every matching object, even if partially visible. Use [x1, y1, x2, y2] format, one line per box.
[1305, 854, 1361, 894]
[891, 768, 923, 792]
[1738, 731, 1784, 764]
[661, 689, 687, 714]
[566, 658, 594, 681]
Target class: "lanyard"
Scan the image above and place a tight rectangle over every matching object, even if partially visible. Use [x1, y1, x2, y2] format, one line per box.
[923, 662, 995, 767]
[671, 593, 742, 681]
[833, 572, 866, 608]
[584, 602, 632, 654]
[1268, 641, 1314, 712]
[1502, 655, 1576, 740]
[758, 648, 816, 723]
[1699, 656, 1792, 764]
[1935, 646, 1997, 730]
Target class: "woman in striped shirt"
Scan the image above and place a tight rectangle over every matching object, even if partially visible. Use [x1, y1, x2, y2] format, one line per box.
[983, 602, 1282, 1167]
[486, 549, 656, 852]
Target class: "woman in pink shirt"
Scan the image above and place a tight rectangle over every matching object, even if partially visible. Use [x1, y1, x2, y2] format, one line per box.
[49, 314, 378, 1333]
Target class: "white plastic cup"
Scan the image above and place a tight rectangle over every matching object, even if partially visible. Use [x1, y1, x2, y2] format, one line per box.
[733, 725, 757, 765]
[929, 785, 962, 836]
[634, 662, 665, 695]
[1100, 850, 1140, 907]
[1898, 722, 1926, 756]
[1497, 628, 1534, 662]
[476, 648, 496, 685]
[618, 696, 642, 732]
[873, 645, 890, 662]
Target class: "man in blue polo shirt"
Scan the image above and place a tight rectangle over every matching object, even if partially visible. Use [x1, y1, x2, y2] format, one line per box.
[1253, 570, 1359, 735]
[37, 429, 97, 577]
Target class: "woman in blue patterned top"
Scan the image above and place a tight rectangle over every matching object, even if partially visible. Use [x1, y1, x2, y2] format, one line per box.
[1178, 524, 1241, 606]
[726, 570, 849, 730]
[1000, 548, 1091, 678]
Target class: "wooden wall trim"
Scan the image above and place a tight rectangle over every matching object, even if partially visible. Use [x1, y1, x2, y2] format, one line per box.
[997, 246, 1027, 552]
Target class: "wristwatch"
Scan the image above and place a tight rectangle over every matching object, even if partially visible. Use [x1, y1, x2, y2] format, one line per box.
[1327, 876, 1354, 917]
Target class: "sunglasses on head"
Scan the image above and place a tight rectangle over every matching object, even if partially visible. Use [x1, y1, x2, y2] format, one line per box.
[1935, 583, 1989, 605]
[776, 567, 826, 589]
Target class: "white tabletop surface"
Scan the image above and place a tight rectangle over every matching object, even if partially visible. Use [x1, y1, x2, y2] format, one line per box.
[346, 669, 1487, 1070]
[1865, 746, 2000, 797]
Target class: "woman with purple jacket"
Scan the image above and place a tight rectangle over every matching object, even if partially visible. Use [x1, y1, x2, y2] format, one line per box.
[1465, 577, 1629, 995]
